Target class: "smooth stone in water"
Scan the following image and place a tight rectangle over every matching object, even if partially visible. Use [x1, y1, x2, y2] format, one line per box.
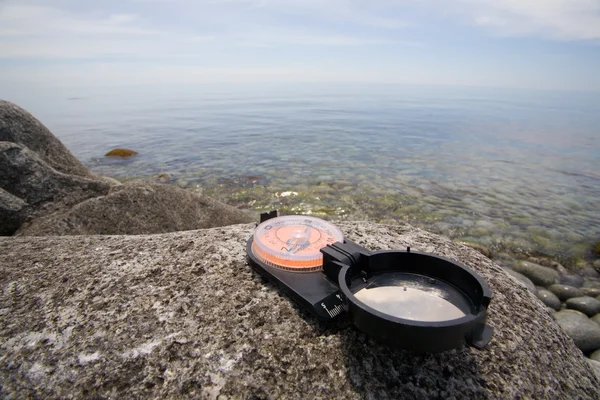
[560, 273, 584, 288]
[527, 256, 568, 274]
[505, 269, 537, 294]
[591, 314, 600, 327]
[580, 267, 600, 279]
[555, 310, 600, 353]
[456, 240, 492, 258]
[536, 287, 561, 311]
[549, 284, 585, 301]
[512, 260, 559, 287]
[591, 349, 600, 362]
[583, 279, 600, 290]
[583, 287, 600, 297]
[565, 297, 600, 317]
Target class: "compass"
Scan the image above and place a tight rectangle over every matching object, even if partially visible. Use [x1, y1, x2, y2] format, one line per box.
[246, 211, 493, 352]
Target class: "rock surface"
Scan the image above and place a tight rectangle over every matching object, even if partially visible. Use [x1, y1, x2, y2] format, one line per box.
[536, 288, 561, 311]
[1, 222, 598, 399]
[0, 100, 92, 177]
[512, 261, 559, 287]
[565, 297, 600, 317]
[587, 359, 600, 380]
[555, 310, 600, 353]
[16, 180, 253, 236]
[0, 142, 110, 234]
[549, 284, 585, 301]
[559, 274, 584, 288]
[0, 188, 26, 235]
[583, 288, 600, 297]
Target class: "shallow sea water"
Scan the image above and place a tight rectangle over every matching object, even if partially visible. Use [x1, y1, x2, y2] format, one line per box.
[12, 84, 600, 262]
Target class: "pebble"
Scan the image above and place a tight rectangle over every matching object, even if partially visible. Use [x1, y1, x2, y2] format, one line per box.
[580, 267, 600, 279]
[554, 310, 600, 353]
[582, 288, 600, 297]
[535, 288, 561, 311]
[504, 269, 537, 294]
[591, 349, 600, 362]
[548, 284, 585, 301]
[559, 274, 584, 288]
[583, 279, 600, 289]
[512, 261, 559, 287]
[565, 297, 600, 317]
[527, 256, 568, 274]
[591, 314, 600, 327]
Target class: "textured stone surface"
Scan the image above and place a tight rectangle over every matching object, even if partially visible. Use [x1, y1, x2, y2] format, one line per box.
[504, 269, 536, 294]
[1, 222, 598, 399]
[0, 142, 110, 235]
[587, 359, 600, 380]
[16, 180, 254, 236]
[0, 188, 26, 235]
[536, 288, 561, 311]
[0, 100, 92, 177]
[549, 284, 585, 301]
[566, 297, 600, 317]
[512, 261, 559, 287]
[555, 310, 600, 353]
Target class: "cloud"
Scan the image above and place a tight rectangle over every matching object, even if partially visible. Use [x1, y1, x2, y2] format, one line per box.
[455, 0, 600, 40]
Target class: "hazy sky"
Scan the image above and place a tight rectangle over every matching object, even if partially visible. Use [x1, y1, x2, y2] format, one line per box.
[1, 0, 600, 91]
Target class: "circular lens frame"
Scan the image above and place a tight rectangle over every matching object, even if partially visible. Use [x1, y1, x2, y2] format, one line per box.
[337, 250, 492, 352]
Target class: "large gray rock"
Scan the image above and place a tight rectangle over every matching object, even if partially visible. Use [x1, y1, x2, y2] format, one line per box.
[16, 180, 253, 236]
[0, 188, 26, 235]
[0, 100, 92, 177]
[566, 297, 600, 317]
[512, 261, 559, 287]
[1, 222, 598, 399]
[0, 142, 110, 234]
[549, 284, 585, 301]
[555, 310, 600, 353]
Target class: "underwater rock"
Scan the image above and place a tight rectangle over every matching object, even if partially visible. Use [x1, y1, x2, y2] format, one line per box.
[536, 288, 561, 311]
[549, 284, 585, 302]
[105, 148, 139, 157]
[512, 261, 559, 287]
[565, 297, 600, 317]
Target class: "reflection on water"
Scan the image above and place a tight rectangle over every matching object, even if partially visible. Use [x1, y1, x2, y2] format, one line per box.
[15, 84, 600, 261]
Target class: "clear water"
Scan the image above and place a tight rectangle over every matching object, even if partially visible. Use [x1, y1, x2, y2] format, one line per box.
[8, 84, 600, 261]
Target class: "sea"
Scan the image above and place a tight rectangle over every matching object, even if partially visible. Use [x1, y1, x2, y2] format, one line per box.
[6, 83, 600, 263]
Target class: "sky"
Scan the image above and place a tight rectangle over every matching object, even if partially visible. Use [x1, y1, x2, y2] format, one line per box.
[1, 0, 600, 91]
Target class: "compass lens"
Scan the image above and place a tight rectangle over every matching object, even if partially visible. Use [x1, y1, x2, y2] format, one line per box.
[353, 272, 471, 322]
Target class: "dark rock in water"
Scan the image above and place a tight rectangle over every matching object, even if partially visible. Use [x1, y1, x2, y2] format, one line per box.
[549, 284, 585, 301]
[0, 142, 110, 235]
[592, 314, 600, 327]
[456, 240, 492, 258]
[580, 267, 600, 279]
[554, 310, 600, 353]
[527, 256, 568, 274]
[504, 268, 537, 294]
[105, 148, 139, 157]
[1, 222, 599, 398]
[583, 288, 600, 297]
[0, 188, 26, 235]
[566, 297, 600, 317]
[536, 287, 561, 311]
[594, 241, 600, 258]
[559, 273, 584, 288]
[583, 279, 600, 290]
[512, 261, 559, 287]
[0, 100, 92, 177]
[15, 180, 253, 236]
